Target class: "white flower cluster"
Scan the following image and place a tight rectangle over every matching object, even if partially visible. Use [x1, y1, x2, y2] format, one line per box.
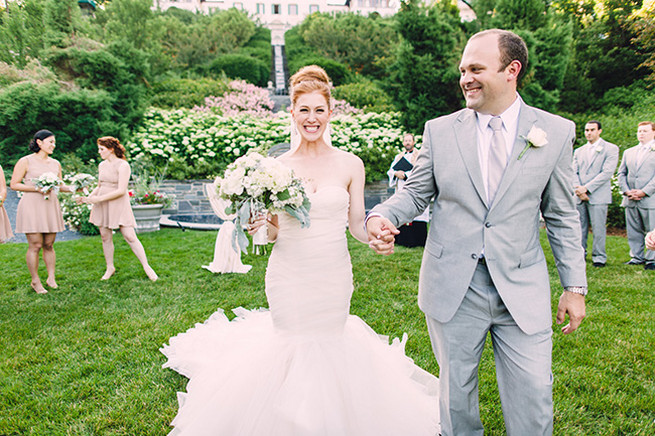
[216, 152, 304, 213]
[33, 172, 61, 200]
[215, 152, 311, 253]
[66, 173, 96, 195]
[60, 173, 98, 234]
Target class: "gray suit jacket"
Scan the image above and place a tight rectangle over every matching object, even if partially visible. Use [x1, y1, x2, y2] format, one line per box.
[572, 139, 619, 205]
[371, 101, 587, 335]
[618, 144, 655, 209]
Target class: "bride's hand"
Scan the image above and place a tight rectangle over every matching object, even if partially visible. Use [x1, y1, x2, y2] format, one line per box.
[247, 213, 267, 236]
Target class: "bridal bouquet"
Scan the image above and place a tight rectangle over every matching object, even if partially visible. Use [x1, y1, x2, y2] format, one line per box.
[215, 152, 311, 253]
[33, 172, 61, 200]
[66, 173, 96, 195]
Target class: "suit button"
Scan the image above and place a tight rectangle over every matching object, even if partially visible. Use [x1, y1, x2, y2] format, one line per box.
[471, 254, 478, 259]
[485, 222, 492, 228]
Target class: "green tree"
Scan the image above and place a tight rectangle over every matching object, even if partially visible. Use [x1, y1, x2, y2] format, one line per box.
[43, 0, 84, 48]
[0, 0, 46, 66]
[298, 12, 398, 79]
[387, 0, 464, 131]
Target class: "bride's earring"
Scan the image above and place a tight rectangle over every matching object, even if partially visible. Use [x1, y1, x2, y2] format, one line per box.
[290, 115, 301, 151]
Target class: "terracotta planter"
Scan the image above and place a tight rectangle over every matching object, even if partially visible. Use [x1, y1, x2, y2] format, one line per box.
[131, 204, 164, 233]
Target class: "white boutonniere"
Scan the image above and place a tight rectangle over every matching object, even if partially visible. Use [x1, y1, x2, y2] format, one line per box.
[595, 145, 603, 153]
[650, 144, 655, 152]
[518, 126, 548, 160]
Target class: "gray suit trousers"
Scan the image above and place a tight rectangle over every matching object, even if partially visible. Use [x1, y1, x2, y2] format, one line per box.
[577, 202, 608, 263]
[625, 206, 655, 263]
[426, 262, 553, 436]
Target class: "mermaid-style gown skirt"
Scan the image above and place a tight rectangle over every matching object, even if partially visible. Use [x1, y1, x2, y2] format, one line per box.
[161, 186, 440, 435]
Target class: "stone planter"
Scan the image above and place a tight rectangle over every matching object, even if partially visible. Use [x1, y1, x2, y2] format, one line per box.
[132, 204, 164, 233]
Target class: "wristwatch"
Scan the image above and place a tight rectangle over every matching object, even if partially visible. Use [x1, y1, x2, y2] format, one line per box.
[564, 286, 588, 296]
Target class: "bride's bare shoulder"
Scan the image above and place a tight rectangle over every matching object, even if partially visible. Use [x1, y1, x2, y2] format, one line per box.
[334, 148, 363, 168]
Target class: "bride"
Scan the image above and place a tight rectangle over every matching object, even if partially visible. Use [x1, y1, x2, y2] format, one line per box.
[161, 65, 440, 435]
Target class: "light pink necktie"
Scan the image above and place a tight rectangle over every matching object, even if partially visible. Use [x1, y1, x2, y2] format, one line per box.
[487, 116, 507, 204]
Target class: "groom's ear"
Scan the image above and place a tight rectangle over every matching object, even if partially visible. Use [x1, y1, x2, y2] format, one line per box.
[505, 60, 522, 82]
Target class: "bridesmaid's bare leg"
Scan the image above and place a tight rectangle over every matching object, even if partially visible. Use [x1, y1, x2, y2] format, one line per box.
[42, 233, 58, 288]
[99, 227, 116, 280]
[120, 226, 157, 281]
[25, 233, 47, 294]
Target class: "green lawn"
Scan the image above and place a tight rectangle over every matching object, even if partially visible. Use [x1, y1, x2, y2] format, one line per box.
[0, 229, 653, 435]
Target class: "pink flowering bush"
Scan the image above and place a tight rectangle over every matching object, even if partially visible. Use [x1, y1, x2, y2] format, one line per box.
[194, 80, 275, 117]
[332, 99, 362, 115]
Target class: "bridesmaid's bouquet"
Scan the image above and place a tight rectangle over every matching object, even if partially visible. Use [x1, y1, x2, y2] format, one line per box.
[66, 173, 96, 195]
[33, 172, 61, 200]
[215, 152, 311, 253]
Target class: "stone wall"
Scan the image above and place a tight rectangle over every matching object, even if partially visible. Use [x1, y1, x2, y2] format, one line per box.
[157, 179, 394, 215]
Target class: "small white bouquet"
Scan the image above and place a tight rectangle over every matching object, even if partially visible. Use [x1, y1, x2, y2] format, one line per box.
[33, 172, 61, 200]
[215, 152, 311, 253]
[66, 173, 96, 195]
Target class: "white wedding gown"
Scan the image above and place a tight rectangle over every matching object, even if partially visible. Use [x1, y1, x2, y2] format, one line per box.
[161, 186, 440, 435]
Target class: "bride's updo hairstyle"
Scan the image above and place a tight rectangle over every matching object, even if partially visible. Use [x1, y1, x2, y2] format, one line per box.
[97, 136, 127, 160]
[289, 65, 332, 109]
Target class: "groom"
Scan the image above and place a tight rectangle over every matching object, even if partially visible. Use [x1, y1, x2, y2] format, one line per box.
[367, 29, 587, 435]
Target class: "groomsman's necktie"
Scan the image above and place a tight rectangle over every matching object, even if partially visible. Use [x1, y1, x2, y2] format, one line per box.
[487, 116, 507, 204]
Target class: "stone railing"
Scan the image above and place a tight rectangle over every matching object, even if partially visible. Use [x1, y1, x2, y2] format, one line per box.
[157, 179, 394, 215]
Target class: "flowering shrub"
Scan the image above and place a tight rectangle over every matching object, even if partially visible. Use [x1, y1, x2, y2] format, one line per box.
[331, 99, 362, 115]
[194, 80, 275, 117]
[127, 108, 416, 182]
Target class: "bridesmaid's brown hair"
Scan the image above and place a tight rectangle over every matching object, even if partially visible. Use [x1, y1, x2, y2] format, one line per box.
[97, 136, 127, 160]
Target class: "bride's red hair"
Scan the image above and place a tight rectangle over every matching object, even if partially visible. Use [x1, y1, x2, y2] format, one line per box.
[289, 65, 332, 108]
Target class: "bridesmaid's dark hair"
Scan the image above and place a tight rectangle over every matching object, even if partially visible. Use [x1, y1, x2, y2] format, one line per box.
[29, 130, 54, 153]
[97, 136, 127, 160]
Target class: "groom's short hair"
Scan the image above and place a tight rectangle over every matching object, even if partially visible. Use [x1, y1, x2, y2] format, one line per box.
[470, 29, 529, 82]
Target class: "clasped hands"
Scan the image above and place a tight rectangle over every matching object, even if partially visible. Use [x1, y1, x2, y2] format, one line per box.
[624, 189, 646, 201]
[366, 216, 399, 255]
[574, 185, 589, 202]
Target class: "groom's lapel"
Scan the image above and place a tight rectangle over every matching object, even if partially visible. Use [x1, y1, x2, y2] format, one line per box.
[454, 110, 487, 208]
[491, 103, 537, 209]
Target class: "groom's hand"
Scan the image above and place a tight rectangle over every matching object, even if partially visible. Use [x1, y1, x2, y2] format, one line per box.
[556, 292, 586, 334]
[366, 216, 398, 256]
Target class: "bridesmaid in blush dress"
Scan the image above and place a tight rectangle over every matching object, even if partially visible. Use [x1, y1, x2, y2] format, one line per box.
[10, 130, 70, 294]
[79, 136, 158, 281]
[0, 164, 13, 243]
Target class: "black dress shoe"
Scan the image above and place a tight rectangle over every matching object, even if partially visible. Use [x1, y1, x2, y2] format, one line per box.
[645, 263, 655, 271]
[624, 259, 645, 265]
[592, 262, 606, 268]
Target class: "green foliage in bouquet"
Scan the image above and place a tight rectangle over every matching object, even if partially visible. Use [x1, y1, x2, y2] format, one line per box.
[216, 152, 311, 253]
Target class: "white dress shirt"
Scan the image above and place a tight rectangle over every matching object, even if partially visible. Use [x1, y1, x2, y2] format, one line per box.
[475, 95, 522, 200]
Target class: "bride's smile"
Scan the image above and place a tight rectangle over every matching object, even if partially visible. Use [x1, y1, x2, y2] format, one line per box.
[292, 91, 332, 144]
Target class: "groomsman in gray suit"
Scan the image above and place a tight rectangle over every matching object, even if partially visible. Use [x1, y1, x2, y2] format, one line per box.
[572, 120, 619, 267]
[618, 121, 655, 270]
[367, 29, 587, 435]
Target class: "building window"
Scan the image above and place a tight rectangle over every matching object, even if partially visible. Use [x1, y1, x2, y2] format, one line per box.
[273, 4, 281, 14]
[288, 4, 298, 15]
[233, 2, 243, 9]
[256, 3, 265, 14]
[309, 4, 319, 13]
[370, 0, 379, 7]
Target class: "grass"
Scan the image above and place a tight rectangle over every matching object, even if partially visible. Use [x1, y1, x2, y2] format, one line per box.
[0, 228, 653, 435]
